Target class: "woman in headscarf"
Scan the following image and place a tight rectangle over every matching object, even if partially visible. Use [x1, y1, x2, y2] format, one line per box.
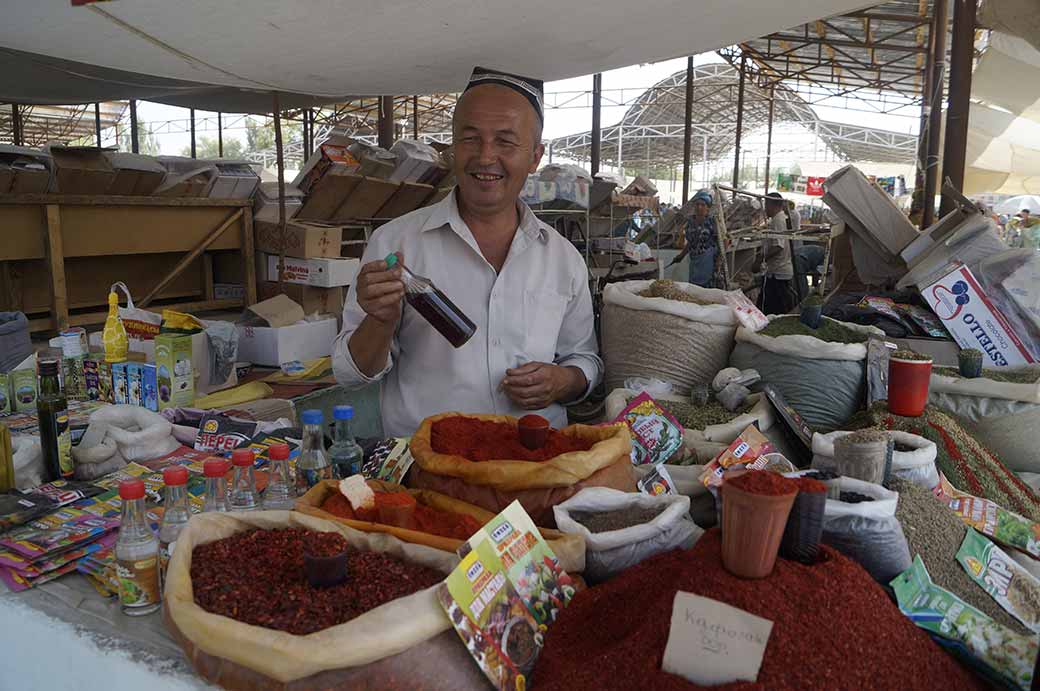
[671, 189, 719, 288]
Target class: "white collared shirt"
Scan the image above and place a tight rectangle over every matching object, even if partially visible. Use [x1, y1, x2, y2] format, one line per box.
[332, 189, 603, 437]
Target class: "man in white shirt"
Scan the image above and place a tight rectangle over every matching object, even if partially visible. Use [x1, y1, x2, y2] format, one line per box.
[332, 67, 602, 437]
[755, 192, 796, 315]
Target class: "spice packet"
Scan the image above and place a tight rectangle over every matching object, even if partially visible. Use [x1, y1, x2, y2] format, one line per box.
[957, 529, 1040, 633]
[0, 478, 104, 530]
[194, 414, 259, 453]
[760, 384, 813, 458]
[897, 303, 950, 338]
[237, 431, 301, 468]
[0, 511, 119, 562]
[938, 475, 1040, 559]
[360, 437, 415, 485]
[891, 556, 1037, 690]
[0, 560, 81, 593]
[637, 463, 677, 496]
[723, 291, 769, 332]
[700, 424, 775, 488]
[611, 392, 684, 466]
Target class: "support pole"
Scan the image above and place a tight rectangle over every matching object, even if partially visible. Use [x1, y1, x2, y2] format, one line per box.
[378, 96, 395, 149]
[702, 136, 709, 189]
[94, 103, 102, 147]
[681, 56, 694, 205]
[764, 87, 775, 194]
[217, 112, 224, 158]
[922, 0, 948, 228]
[915, 15, 937, 195]
[732, 54, 747, 189]
[274, 94, 287, 291]
[11, 104, 22, 146]
[189, 108, 197, 159]
[412, 96, 419, 139]
[617, 125, 624, 178]
[590, 73, 602, 176]
[129, 100, 139, 154]
[939, 0, 977, 217]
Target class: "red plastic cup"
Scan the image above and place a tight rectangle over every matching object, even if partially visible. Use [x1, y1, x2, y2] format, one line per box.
[518, 414, 550, 450]
[888, 356, 933, 417]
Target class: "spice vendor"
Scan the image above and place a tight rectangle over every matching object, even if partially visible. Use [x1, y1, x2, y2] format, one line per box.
[669, 189, 718, 288]
[333, 66, 602, 437]
[756, 191, 797, 315]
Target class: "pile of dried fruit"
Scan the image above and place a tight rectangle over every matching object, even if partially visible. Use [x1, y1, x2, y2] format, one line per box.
[191, 529, 444, 635]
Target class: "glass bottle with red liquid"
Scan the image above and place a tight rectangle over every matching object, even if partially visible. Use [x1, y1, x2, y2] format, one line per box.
[385, 253, 476, 348]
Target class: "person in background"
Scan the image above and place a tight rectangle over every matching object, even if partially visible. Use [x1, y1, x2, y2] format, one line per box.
[1018, 209, 1040, 250]
[787, 199, 801, 232]
[669, 189, 718, 288]
[755, 192, 796, 314]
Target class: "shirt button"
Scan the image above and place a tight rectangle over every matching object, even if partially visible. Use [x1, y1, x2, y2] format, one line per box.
[492, 338, 501, 346]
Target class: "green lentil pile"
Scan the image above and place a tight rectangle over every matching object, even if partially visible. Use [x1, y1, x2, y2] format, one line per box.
[638, 279, 712, 305]
[759, 315, 869, 345]
[934, 366, 1040, 385]
[887, 476, 1029, 634]
[628, 395, 751, 429]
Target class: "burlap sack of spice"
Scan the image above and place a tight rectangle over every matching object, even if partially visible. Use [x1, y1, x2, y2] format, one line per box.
[295, 479, 586, 573]
[729, 315, 884, 431]
[929, 367, 1040, 472]
[164, 511, 464, 686]
[600, 280, 738, 396]
[409, 413, 635, 526]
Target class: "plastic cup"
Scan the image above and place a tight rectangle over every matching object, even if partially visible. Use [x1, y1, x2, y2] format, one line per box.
[799, 304, 823, 329]
[779, 489, 827, 563]
[518, 414, 550, 450]
[304, 551, 348, 588]
[834, 433, 890, 485]
[887, 356, 933, 417]
[721, 479, 798, 579]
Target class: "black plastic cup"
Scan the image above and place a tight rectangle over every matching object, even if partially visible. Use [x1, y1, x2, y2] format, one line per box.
[800, 304, 823, 330]
[304, 551, 348, 588]
[780, 489, 826, 563]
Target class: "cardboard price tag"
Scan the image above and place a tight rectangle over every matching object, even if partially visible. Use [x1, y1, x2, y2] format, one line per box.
[662, 592, 773, 686]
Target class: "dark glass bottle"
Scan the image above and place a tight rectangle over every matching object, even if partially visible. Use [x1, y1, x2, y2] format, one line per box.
[37, 358, 73, 481]
[385, 253, 476, 348]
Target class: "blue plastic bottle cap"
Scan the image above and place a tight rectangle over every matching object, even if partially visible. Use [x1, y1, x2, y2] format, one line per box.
[333, 405, 354, 421]
[384, 253, 398, 268]
[301, 409, 323, 425]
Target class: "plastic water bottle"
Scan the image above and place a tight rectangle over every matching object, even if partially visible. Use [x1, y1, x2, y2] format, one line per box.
[329, 405, 364, 480]
[158, 465, 191, 593]
[295, 409, 332, 494]
[202, 458, 229, 513]
[262, 443, 296, 510]
[228, 448, 260, 512]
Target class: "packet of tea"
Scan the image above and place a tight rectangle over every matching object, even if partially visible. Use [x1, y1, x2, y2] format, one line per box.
[957, 528, 1040, 633]
[700, 424, 775, 488]
[611, 392, 684, 466]
[938, 475, 1040, 560]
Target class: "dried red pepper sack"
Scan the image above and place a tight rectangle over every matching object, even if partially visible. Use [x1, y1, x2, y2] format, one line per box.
[430, 417, 593, 462]
[190, 529, 444, 635]
[531, 530, 986, 691]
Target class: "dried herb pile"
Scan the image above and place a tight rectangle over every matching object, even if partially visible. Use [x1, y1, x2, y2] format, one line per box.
[759, 315, 869, 345]
[626, 395, 750, 429]
[933, 366, 1040, 385]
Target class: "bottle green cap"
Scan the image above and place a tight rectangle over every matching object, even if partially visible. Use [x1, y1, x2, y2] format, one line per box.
[384, 253, 398, 268]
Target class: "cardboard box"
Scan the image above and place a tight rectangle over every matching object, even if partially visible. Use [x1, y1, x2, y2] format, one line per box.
[103, 152, 166, 195]
[208, 161, 260, 199]
[142, 364, 158, 412]
[98, 361, 113, 403]
[11, 369, 35, 412]
[235, 317, 339, 367]
[923, 265, 1037, 368]
[293, 138, 361, 194]
[83, 358, 100, 401]
[261, 253, 359, 288]
[0, 373, 11, 414]
[253, 181, 304, 224]
[49, 146, 116, 195]
[112, 362, 128, 404]
[0, 145, 52, 193]
[155, 334, 195, 409]
[255, 220, 343, 259]
[257, 281, 344, 318]
[127, 362, 143, 406]
[295, 169, 362, 222]
[155, 156, 217, 198]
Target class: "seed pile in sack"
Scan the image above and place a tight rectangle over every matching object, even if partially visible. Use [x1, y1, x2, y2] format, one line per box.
[430, 417, 593, 462]
[638, 279, 712, 305]
[887, 476, 1029, 634]
[759, 315, 870, 344]
[530, 530, 985, 690]
[627, 395, 751, 430]
[849, 402, 1040, 521]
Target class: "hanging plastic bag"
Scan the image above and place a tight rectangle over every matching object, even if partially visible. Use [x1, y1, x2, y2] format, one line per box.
[111, 282, 162, 341]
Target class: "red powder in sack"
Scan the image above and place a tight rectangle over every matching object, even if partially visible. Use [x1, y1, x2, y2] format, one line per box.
[727, 470, 798, 496]
[430, 417, 594, 462]
[320, 492, 355, 520]
[413, 504, 484, 540]
[374, 491, 417, 508]
[795, 477, 827, 494]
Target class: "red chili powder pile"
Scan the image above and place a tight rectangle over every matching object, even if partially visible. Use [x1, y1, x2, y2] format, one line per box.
[430, 417, 593, 462]
[320, 491, 483, 540]
[727, 470, 798, 496]
[375, 491, 416, 508]
[530, 530, 985, 691]
[795, 476, 827, 494]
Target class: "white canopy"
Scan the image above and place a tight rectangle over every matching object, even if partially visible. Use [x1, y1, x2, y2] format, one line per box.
[1, 0, 873, 111]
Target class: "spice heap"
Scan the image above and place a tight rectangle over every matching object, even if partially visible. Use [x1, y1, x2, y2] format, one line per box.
[887, 476, 1028, 634]
[727, 470, 798, 496]
[530, 530, 985, 690]
[794, 476, 826, 494]
[891, 349, 932, 362]
[627, 395, 751, 430]
[191, 529, 443, 635]
[759, 315, 869, 345]
[839, 492, 875, 504]
[638, 279, 712, 305]
[570, 505, 666, 533]
[430, 417, 594, 462]
[848, 402, 1040, 521]
[934, 366, 1040, 384]
[320, 491, 483, 540]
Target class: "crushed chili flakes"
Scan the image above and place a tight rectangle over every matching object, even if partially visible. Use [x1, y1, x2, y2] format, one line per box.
[320, 492, 355, 520]
[727, 471, 798, 497]
[190, 528, 444, 635]
[319, 491, 484, 541]
[430, 417, 594, 462]
[795, 477, 827, 494]
[531, 530, 985, 690]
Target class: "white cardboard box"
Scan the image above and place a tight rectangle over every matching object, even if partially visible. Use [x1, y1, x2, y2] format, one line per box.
[262, 253, 359, 288]
[235, 318, 339, 367]
[923, 265, 1037, 367]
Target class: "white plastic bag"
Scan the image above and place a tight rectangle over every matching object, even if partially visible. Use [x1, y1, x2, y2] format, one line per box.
[554, 487, 702, 583]
[111, 281, 162, 341]
[72, 404, 180, 479]
[812, 430, 939, 489]
[11, 435, 44, 490]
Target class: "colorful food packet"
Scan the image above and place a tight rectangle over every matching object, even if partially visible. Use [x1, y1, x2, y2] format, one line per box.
[194, 413, 259, 453]
[891, 556, 1038, 691]
[957, 529, 1040, 633]
[723, 291, 769, 332]
[938, 475, 1040, 559]
[700, 424, 776, 488]
[0, 479, 105, 530]
[611, 392, 684, 466]
[638, 464, 677, 496]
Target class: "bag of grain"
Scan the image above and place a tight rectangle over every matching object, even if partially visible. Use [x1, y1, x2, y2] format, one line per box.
[812, 430, 939, 489]
[729, 314, 884, 430]
[601, 280, 738, 396]
[929, 366, 1040, 472]
[553, 487, 702, 583]
[408, 413, 635, 527]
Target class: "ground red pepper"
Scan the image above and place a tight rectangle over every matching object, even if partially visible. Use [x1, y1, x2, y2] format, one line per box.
[320, 492, 356, 520]
[727, 470, 798, 496]
[375, 491, 417, 508]
[319, 492, 484, 541]
[795, 477, 827, 494]
[191, 528, 444, 635]
[530, 530, 985, 690]
[431, 417, 593, 462]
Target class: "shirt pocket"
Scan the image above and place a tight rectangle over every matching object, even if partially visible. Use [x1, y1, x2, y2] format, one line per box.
[523, 289, 569, 363]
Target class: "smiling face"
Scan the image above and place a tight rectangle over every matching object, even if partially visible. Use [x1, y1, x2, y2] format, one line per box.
[452, 84, 544, 218]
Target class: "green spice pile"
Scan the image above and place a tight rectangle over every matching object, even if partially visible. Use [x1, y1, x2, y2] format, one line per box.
[627, 395, 750, 429]
[759, 315, 869, 345]
[887, 476, 1028, 634]
[891, 349, 932, 362]
[638, 279, 712, 305]
[933, 366, 1040, 385]
[848, 402, 1040, 522]
[569, 505, 666, 533]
